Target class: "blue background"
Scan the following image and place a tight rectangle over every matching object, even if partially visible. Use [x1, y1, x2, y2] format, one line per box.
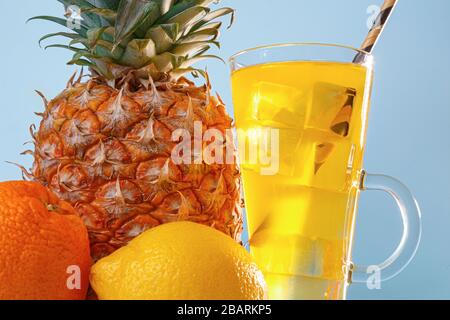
[0, 0, 449, 299]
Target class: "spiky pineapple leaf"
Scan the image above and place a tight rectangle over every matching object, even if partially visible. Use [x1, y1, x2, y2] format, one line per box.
[28, 16, 88, 36]
[86, 0, 121, 10]
[150, 52, 178, 72]
[156, 0, 215, 24]
[82, 8, 117, 25]
[90, 58, 124, 79]
[57, 0, 101, 27]
[44, 44, 88, 53]
[86, 27, 109, 47]
[179, 27, 219, 43]
[172, 40, 218, 57]
[38, 32, 82, 47]
[135, 6, 165, 38]
[32, 0, 233, 78]
[179, 54, 224, 68]
[192, 7, 234, 32]
[166, 6, 209, 34]
[70, 58, 94, 67]
[68, 50, 101, 64]
[156, 0, 177, 15]
[170, 67, 207, 80]
[69, 36, 121, 61]
[121, 38, 157, 68]
[113, 0, 159, 49]
[57, 0, 94, 9]
[146, 23, 179, 53]
[195, 21, 222, 32]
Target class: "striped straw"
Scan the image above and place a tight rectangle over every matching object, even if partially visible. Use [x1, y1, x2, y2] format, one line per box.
[354, 0, 399, 62]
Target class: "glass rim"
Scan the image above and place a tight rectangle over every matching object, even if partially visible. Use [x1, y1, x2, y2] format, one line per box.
[229, 42, 372, 63]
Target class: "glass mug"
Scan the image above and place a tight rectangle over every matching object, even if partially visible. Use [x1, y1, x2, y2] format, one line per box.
[229, 43, 422, 300]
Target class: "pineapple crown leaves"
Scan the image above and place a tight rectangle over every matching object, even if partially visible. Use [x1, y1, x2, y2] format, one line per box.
[29, 0, 234, 80]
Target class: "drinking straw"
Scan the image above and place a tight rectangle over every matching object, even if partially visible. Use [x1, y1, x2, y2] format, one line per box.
[320, 1, 399, 174]
[354, 0, 399, 62]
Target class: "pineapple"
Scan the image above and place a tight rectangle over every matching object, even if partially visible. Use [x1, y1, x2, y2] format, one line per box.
[27, 0, 243, 261]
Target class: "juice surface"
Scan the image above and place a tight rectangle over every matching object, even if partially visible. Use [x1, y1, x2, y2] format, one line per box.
[231, 61, 371, 299]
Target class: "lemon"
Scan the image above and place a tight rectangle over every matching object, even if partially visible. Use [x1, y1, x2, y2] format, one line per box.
[90, 222, 267, 300]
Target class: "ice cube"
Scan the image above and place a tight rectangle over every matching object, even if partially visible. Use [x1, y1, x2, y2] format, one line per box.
[247, 81, 310, 176]
[274, 128, 303, 176]
[330, 104, 353, 137]
[309, 82, 356, 136]
[238, 126, 283, 176]
[314, 142, 335, 174]
[251, 81, 308, 129]
[309, 83, 356, 174]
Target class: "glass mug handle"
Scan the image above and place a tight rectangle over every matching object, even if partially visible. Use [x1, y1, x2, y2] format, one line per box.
[350, 170, 422, 284]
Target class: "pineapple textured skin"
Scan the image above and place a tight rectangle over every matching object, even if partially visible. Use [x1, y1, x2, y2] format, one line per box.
[31, 75, 243, 261]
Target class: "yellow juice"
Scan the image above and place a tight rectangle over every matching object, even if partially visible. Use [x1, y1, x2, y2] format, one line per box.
[231, 61, 372, 299]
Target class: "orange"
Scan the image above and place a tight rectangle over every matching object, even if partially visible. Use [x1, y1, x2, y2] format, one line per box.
[0, 181, 91, 300]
